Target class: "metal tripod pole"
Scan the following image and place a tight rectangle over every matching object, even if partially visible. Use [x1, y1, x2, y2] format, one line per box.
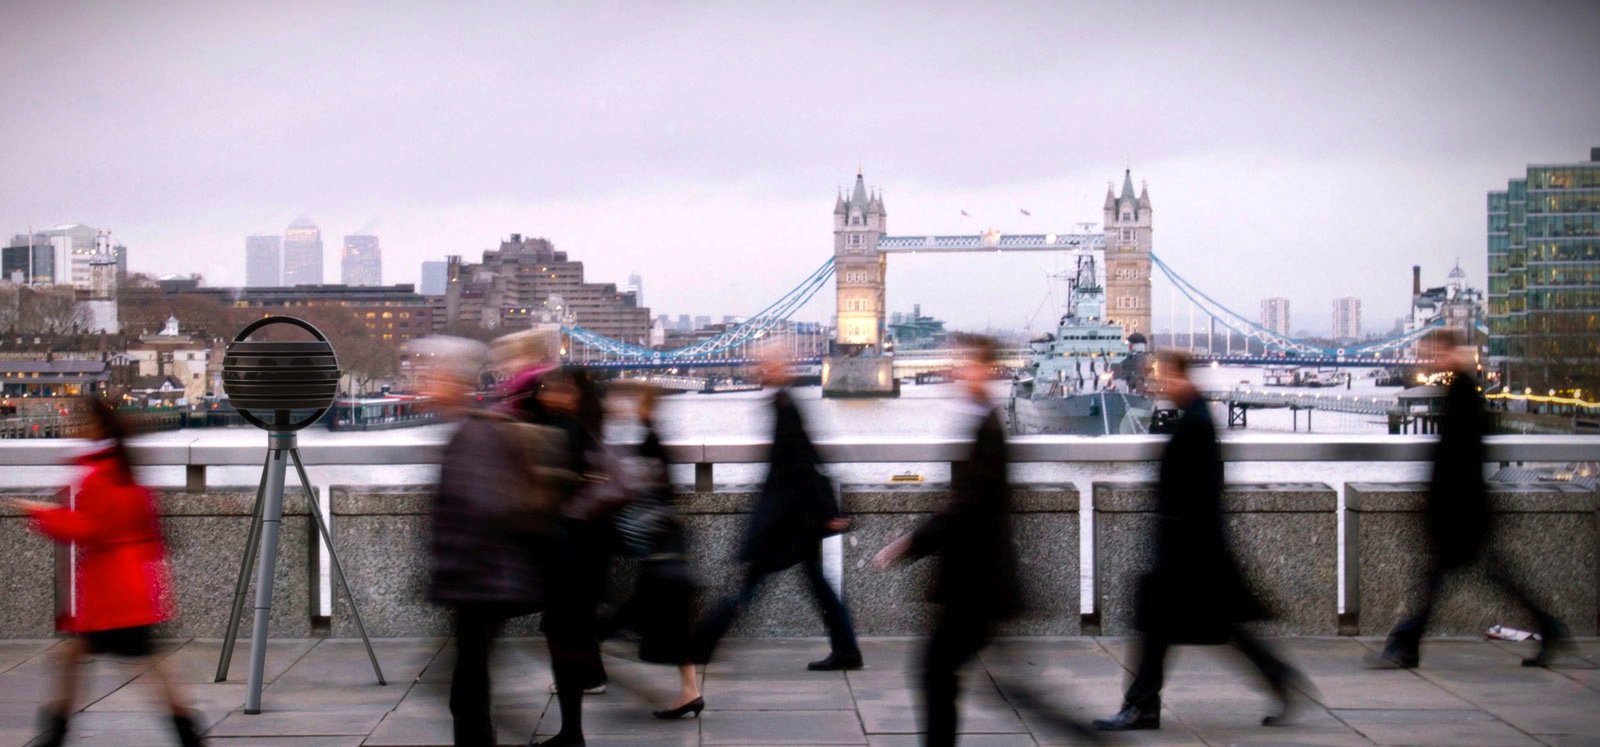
[243, 429, 293, 714]
[216, 451, 272, 683]
[288, 447, 385, 686]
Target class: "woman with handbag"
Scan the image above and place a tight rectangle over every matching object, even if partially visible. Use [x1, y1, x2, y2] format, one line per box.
[534, 368, 633, 747]
[612, 386, 704, 719]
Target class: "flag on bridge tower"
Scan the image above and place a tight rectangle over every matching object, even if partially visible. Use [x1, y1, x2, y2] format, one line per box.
[960, 210, 970, 217]
[1019, 209, 1032, 216]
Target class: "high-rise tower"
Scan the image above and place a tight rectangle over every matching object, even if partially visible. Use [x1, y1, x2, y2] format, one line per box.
[822, 171, 896, 397]
[1103, 170, 1153, 338]
[283, 217, 323, 286]
[342, 234, 382, 286]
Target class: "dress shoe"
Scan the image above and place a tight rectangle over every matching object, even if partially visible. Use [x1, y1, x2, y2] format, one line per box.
[547, 681, 607, 694]
[1523, 631, 1575, 668]
[36, 709, 68, 747]
[528, 734, 585, 746]
[1093, 703, 1159, 731]
[807, 651, 864, 671]
[653, 696, 706, 719]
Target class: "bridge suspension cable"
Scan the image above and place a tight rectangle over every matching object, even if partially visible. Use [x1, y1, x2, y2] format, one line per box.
[1151, 254, 1444, 358]
[563, 257, 837, 360]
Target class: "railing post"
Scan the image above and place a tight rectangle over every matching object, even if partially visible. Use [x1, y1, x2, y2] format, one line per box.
[694, 462, 713, 492]
[186, 465, 206, 493]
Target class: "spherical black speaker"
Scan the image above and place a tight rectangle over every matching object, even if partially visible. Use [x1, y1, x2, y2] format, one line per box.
[222, 316, 340, 431]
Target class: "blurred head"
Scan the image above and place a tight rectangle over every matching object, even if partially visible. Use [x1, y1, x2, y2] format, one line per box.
[636, 385, 662, 422]
[953, 333, 999, 397]
[536, 370, 579, 419]
[757, 342, 793, 387]
[1152, 349, 1197, 403]
[411, 336, 489, 415]
[491, 329, 562, 379]
[1419, 328, 1470, 374]
[83, 397, 135, 481]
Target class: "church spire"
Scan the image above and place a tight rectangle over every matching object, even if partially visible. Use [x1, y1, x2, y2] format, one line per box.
[1120, 169, 1136, 202]
[851, 171, 870, 212]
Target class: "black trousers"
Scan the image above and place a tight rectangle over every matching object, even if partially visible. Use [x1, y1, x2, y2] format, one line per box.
[450, 604, 513, 747]
[1386, 552, 1564, 656]
[921, 607, 992, 747]
[694, 557, 860, 661]
[1124, 627, 1291, 710]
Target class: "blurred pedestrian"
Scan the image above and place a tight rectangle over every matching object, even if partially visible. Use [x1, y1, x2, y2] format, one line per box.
[1371, 328, 1572, 668]
[611, 385, 704, 719]
[874, 334, 1020, 747]
[537, 368, 634, 747]
[9, 398, 203, 747]
[419, 336, 547, 747]
[690, 346, 862, 671]
[1094, 350, 1303, 732]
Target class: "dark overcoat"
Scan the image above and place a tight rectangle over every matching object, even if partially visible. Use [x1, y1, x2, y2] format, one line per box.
[906, 407, 1022, 620]
[739, 388, 842, 571]
[1138, 396, 1266, 642]
[428, 414, 543, 609]
[1427, 373, 1493, 569]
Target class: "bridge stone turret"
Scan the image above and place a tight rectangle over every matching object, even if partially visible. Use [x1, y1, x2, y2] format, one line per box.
[1104, 169, 1153, 338]
[823, 170, 897, 397]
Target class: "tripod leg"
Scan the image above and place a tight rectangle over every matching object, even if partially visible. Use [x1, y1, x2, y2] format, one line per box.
[217, 452, 272, 683]
[244, 442, 291, 714]
[289, 447, 386, 686]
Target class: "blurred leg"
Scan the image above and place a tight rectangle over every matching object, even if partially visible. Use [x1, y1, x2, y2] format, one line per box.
[921, 608, 987, 747]
[1123, 634, 1170, 710]
[801, 557, 859, 656]
[450, 605, 500, 747]
[690, 567, 764, 662]
[1384, 566, 1446, 661]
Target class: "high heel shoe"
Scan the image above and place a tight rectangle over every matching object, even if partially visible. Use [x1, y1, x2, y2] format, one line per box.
[653, 697, 705, 719]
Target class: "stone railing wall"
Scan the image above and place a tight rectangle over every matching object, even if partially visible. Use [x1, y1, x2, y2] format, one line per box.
[3, 479, 1595, 638]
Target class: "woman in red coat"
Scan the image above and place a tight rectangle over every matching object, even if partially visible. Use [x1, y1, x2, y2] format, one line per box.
[8, 399, 202, 747]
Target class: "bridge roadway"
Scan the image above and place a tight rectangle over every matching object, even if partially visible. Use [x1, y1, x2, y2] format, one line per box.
[1204, 387, 1399, 417]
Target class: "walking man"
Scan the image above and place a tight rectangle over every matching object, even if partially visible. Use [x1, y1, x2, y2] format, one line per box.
[1094, 350, 1303, 731]
[874, 334, 1021, 747]
[1372, 328, 1571, 668]
[691, 347, 863, 671]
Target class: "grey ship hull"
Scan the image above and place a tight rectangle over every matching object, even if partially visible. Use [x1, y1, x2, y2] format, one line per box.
[1008, 391, 1154, 435]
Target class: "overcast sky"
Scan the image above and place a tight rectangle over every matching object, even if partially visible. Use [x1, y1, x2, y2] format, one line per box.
[3, 0, 1597, 335]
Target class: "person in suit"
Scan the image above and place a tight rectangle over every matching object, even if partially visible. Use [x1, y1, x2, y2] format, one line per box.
[691, 347, 863, 671]
[1094, 350, 1302, 732]
[1372, 328, 1572, 668]
[874, 334, 1021, 747]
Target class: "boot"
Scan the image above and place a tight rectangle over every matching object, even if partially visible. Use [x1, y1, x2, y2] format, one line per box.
[1523, 618, 1575, 668]
[1092, 701, 1160, 731]
[36, 709, 68, 747]
[172, 709, 204, 747]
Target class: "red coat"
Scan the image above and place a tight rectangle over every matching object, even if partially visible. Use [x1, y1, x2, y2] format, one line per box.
[27, 449, 172, 633]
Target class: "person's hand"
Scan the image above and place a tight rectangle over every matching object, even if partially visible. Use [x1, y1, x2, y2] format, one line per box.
[826, 518, 850, 533]
[873, 534, 911, 570]
[5, 498, 54, 512]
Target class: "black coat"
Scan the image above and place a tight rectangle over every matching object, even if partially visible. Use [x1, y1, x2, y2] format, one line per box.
[1138, 396, 1265, 642]
[740, 388, 842, 571]
[907, 407, 1022, 620]
[428, 414, 543, 609]
[1427, 373, 1492, 569]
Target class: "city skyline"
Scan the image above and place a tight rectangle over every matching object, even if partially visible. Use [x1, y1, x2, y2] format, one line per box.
[2, 2, 1596, 333]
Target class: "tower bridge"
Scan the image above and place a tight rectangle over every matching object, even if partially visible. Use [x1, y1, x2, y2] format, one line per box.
[560, 168, 1449, 390]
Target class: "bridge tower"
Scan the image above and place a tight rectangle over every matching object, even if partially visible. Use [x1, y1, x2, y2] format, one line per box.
[822, 171, 896, 397]
[1103, 169, 1153, 339]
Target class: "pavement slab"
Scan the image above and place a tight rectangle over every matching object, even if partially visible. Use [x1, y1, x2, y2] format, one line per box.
[0, 637, 1595, 746]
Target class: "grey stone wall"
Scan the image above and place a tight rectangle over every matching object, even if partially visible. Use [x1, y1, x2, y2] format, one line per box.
[154, 487, 315, 638]
[0, 488, 68, 638]
[330, 486, 450, 637]
[841, 484, 1080, 635]
[1094, 482, 1338, 636]
[0, 486, 315, 640]
[1346, 482, 1599, 636]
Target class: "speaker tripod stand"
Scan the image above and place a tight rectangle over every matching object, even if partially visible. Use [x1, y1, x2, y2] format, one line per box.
[215, 424, 386, 713]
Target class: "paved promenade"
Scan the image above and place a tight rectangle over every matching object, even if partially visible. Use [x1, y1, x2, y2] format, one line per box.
[1, 637, 1597, 746]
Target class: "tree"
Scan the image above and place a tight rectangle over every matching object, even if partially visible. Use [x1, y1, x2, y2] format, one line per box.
[0, 284, 17, 332]
[17, 287, 90, 334]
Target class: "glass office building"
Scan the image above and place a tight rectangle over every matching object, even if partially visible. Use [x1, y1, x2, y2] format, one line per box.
[1487, 148, 1600, 393]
